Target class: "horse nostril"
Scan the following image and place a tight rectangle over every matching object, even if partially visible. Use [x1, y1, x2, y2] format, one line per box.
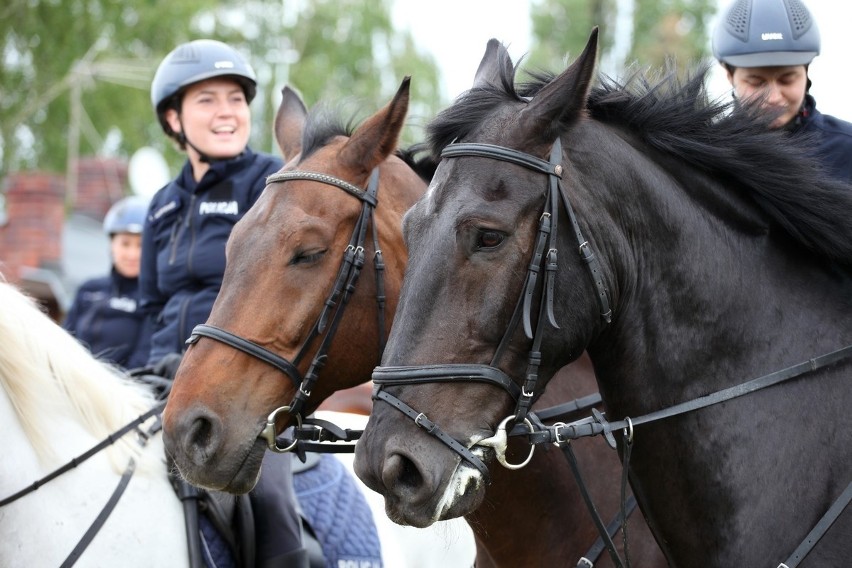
[185, 414, 219, 466]
[382, 453, 423, 492]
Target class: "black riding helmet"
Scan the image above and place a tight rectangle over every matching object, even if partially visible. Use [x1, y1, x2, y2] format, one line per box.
[712, 0, 821, 67]
[150, 39, 257, 145]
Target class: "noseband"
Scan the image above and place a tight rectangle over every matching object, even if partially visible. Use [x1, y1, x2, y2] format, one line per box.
[186, 168, 386, 452]
[372, 138, 612, 479]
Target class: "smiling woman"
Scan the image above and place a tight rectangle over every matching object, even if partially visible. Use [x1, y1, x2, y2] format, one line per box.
[141, 38, 310, 567]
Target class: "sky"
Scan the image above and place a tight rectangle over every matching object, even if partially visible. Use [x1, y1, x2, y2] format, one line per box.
[391, 0, 852, 121]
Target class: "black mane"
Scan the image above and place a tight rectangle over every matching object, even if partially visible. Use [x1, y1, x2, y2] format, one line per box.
[427, 60, 852, 263]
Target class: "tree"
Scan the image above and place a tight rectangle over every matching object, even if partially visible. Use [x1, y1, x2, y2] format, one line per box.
[0, 0, 442, 190]
[526, 0, 716, 78]
[0, 0, 219, 179]
[203, 0, 442, 153]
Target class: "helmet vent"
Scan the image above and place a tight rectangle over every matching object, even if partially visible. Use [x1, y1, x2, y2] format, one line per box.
[171, 43, 201, 64]
[725, 0, 752, 42]
[783, 0, 812, 39]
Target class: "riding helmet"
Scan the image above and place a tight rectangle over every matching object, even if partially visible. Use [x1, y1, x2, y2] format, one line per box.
[103, 195, 150, 236]
[150, 39, 257, 137]
[712, 0, 821, 67]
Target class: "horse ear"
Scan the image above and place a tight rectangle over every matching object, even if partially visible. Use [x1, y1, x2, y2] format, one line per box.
[518, 27, 599, 146]
[472, 39, 513, 90]
[274, 85, 308, 161]
[339, 76, 410, 175]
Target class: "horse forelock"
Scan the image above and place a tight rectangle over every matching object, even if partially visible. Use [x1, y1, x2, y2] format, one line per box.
[299, 102, 358, 162]
[0, 282, 157, 472]
[427, 60, 530, 157]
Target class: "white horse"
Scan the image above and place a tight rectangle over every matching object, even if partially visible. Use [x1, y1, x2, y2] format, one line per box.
[0, 281, 187, 568]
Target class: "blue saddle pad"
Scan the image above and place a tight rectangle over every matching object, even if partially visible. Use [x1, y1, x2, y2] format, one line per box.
[294, 454, 383, 568]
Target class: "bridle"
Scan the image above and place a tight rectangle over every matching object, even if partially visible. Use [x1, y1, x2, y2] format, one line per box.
[372, 138, 613, 480]
[186, 168, 386, 452]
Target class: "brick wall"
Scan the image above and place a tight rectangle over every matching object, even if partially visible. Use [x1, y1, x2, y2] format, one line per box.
[73, 157, 128, 220]
[0, 158, 129, 319]
[0, 172, 65, 280]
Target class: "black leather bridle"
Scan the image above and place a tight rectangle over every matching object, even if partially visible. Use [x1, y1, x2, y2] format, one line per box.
[186, 168, 386, 452]
[372, 138, 613, 480]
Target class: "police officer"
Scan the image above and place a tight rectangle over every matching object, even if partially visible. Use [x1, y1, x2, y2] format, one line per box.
[142, 39, 307, 567]
[63, 195, 151, 369]
[713, 0, 852, 183]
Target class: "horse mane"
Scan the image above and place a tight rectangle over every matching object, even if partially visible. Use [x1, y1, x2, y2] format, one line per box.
[428, 60, 852, 263]
[397, 142, 438, 182]
[0, 281, 158, 472]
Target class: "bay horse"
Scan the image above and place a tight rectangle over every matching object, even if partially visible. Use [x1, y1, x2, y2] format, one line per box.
[354, 30, 852, 567]
[160, 76, 663, 565]
[0, 282, 187, 567]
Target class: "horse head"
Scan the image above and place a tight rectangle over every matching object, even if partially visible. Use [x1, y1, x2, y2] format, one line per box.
[163, 78, 427, 493]
[354, 30, 616, 527]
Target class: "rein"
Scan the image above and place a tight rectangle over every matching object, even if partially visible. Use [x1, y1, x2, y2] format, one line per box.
[186, 168, 385, 454]
[0, 401, 165, 507]
[1, 400, 165, 567]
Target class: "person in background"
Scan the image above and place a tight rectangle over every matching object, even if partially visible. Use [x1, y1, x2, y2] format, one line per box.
[141, 39, 307, 567]
[63, 195, 151, 370]
[713, 0, 852, 183]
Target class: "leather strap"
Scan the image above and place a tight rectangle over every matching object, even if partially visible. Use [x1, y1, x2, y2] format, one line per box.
[778, 480, 852, 568]
[266, 170, 377, 206]
[373, 363, 521, 400]
[0, 401, 165, 507]
[374, 389, 490, 481]
[188, 324, 303, 387]
[59, 459, 138, 568]
[561, 443, 627, 568]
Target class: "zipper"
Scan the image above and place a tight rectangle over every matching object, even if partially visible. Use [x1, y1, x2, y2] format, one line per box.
[185, 194, 197, 276]
[177, 295, 191, 353]
[168, 214, 183, 265]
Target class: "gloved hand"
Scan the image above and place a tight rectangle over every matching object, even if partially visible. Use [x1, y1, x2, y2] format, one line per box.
[152, 352, 183, 381]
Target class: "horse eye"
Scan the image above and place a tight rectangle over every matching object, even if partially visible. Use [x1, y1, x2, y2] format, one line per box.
[290, 250, 326, 266]
[476, 230, 505, 250]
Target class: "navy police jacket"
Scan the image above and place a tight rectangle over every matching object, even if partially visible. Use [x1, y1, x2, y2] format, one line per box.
[793, 95, 852, 185]
[139, 148, 282, 364]
[63, 268, 151, 369]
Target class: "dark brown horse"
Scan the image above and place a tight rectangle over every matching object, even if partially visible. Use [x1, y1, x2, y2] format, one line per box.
[161, 77, 663, 566]
[354, 30, 852, 568]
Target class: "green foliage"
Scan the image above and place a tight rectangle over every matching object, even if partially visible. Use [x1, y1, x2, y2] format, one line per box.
[0, 0, 442, 184]
[627, 0, 716, 73]
[528, 0, 617, 74]
[527, 0, 716, 79]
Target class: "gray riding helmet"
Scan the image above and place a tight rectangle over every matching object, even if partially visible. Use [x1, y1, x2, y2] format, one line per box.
[150, 39, 257, 137]
[712, 0, 821, 67]
[104, 195, 150, 236]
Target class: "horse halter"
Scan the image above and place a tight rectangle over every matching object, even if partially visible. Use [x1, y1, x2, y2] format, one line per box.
[186, 168, 386, 452]
[372, 138, 612, 479]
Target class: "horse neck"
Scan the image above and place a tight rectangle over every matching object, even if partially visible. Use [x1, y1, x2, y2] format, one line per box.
[569, 121, 852, 408]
